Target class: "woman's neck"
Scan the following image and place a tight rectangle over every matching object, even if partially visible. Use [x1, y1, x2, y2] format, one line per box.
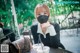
[40, 21, 50, 34]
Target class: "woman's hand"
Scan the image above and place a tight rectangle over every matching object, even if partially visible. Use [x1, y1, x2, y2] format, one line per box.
[40, 21, 51, 34]
[41, 21, 51, 28]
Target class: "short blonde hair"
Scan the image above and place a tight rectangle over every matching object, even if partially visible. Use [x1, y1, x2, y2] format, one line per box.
[34, 4, 50, 18]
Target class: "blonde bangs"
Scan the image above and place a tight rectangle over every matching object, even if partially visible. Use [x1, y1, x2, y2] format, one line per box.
[34, 4, 50, 18]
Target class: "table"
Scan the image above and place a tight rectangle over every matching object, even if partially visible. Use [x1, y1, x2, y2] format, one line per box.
[49, 48, 72, 53]
[31, 48, 72, 53]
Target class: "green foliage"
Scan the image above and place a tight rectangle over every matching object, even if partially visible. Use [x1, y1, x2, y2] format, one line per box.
[0, 0, 80, 28]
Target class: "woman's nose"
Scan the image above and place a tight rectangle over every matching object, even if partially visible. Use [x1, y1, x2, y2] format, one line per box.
[40, 13, 44, 15]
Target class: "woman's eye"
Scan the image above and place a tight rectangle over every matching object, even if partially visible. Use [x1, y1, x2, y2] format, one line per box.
[44, 13, 47, 14]
[38, 14, 40, 15]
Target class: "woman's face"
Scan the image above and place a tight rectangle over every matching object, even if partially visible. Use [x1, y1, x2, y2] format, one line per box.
[36, 7, 49, 18]
[36, 6, 49, 24]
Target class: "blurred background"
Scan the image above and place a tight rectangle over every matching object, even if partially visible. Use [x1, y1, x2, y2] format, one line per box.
[0, 0, 80, 53]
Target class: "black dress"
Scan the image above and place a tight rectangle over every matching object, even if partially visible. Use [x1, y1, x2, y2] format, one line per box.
[31, 23, 65, 49]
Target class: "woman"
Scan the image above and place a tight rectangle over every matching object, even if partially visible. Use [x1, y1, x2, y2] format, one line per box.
[31, 4, 65, 49]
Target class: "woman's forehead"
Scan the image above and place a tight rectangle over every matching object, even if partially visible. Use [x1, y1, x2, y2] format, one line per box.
[35, 4, 50, 17]
[36, 7, 47, 14]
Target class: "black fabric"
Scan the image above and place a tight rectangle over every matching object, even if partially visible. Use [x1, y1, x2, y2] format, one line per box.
[37, 15, 49, 24]
[78, 19, 80, 27]
[3, 28, 16, 42]
[31, 23, 65, 49]
[9, 43, 19, 53]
